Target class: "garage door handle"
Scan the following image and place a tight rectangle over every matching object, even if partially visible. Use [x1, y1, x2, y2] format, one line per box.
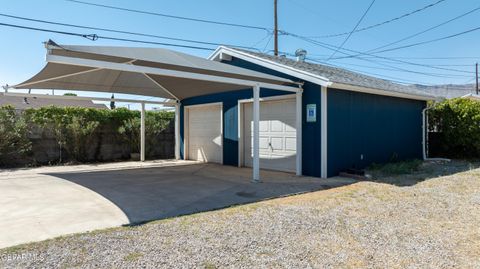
[268, 142, 273, 151]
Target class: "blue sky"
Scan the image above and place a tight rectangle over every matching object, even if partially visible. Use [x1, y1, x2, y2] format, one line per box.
[1, 0, 479, 109]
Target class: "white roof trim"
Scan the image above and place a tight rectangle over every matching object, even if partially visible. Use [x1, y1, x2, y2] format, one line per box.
[210, 46, 438, 101]
[330, 83, 437, 101]
[4, 92, 173, 105]
[209, 46, 331, 87]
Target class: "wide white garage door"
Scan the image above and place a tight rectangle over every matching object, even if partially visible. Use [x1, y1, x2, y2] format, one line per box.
[186, 104, 222, 163]
[243, 98, 297, 172]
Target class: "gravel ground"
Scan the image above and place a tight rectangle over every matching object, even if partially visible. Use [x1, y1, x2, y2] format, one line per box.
[1, 160, 479, 268]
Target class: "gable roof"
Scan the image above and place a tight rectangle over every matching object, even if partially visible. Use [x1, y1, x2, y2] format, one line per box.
[0, 93, 108, 110]
[209, 46, 437, 101]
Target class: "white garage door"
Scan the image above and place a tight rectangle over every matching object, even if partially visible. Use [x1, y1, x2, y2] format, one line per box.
[186, 104, 222, 163]
[243, 98, 297, 172]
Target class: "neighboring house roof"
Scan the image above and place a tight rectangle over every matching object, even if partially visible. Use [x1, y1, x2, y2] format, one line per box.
[411, 84, 476, 99]
[209, 46, 437, 101]
[462, 93, 480, 100]
[0, 93, 108, 109]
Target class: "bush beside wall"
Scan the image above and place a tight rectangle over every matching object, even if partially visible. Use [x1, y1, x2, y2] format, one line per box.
[0, 106, 175, 168]
[428, 98, 480, 158]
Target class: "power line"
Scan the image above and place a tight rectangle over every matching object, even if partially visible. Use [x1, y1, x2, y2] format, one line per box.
[308, 53, 480, 60]
[309, 0, 448, 38]
[326, 0, 376, 60]
[279, 51, 459, 84]
[367, 6, 480, 53]
[309, 58, 472, 78]
[0, 22, 215, 51]
[283, 32, 474, 74]
[328, 57, 475, 67]
[65, 0, 270, 32]
[305, 56, 438, 85]
[368, 25, 480, 54]
[0, 13, 259, 50]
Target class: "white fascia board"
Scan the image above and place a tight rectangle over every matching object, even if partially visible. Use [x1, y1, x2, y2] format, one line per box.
[210, 47, 442, 102]
[3, 92, 173, 105]
[209, 47, 331, 87]
[331, 83, 438, 101]
[46, 55, 300, 93]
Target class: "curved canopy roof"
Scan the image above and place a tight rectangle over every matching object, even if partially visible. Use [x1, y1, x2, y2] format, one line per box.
[14, 40, 299, 100]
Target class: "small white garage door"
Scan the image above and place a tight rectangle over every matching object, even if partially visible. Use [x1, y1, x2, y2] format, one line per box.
[243, 98, 297, 172]
[186, 104, 222, 163]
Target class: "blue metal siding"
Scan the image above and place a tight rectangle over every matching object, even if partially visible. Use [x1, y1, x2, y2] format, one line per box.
[327, 88, 426, 177]
[180, 88, 289, 166]
[221, 57, 322, 177]
[180, 56, 323, 177]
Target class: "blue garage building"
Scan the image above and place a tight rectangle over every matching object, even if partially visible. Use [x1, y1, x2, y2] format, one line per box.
[13, 42, 435, 180]
[180, 46, 434, 178]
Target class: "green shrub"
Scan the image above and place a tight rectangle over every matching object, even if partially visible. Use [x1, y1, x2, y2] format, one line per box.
[118, 110, 174, 154]
[429, 98, 480, 158]
[0, 106, 31, 166]
[1, 106, 174, 166]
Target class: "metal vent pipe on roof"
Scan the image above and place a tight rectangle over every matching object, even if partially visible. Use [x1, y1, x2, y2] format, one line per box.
[295, 49, 307, 62]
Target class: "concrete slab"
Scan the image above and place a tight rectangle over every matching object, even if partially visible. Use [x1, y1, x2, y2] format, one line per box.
[0, 161, 356, 249]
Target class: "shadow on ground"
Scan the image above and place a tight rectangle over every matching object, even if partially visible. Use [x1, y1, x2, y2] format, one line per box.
[45, 163, 356, 224]
[365, 160, 480, 187]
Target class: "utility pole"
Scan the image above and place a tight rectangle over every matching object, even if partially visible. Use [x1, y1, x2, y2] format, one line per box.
[476, 62, 478, 95]
[274, 0, 278, 56]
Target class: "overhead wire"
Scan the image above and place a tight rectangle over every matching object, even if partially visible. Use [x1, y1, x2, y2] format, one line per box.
[326, 0, 376, 60]
[0, 21, 215, 51]
[65, 0, 271, 32]
[366, 25, 480, 55]
[60, 0, 476, 76]
[0, 13, 259, 50]
[283, 32, 475, 74]
[366, 6, 480, 53]
[2, 1, 476, 85]
[308, 0, 448, 38]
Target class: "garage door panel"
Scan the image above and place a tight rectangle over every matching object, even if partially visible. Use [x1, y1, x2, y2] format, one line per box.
[270, 120, 284, 132]
[187, 104, 222, 164]
[285, 137, 296, 151]
[270, 137, 284, 150]
[243, 98, 297, 173]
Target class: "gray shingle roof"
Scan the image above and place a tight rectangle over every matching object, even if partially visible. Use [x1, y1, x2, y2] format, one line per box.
[0, 93, 108, 110]
[229, 48, 435, 99]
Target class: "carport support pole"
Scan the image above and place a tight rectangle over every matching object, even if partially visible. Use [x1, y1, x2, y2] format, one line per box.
[296, 90, 303, 176]
[140, 102, 146, 162]
[174, 102, 180, 160]
[252, 84, 261, 182]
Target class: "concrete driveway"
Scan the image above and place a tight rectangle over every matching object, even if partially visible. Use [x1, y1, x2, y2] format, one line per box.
[0, 160, 356, 249]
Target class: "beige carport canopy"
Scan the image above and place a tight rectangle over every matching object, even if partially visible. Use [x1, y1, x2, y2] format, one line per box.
[14, 40, 299, 100]
[12, 40, 303, 182]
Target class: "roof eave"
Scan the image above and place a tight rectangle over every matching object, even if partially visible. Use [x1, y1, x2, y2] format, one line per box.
[211, 46, 442, 101]
[330, 82, 439, 101]
[209, 46, 332, 87]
